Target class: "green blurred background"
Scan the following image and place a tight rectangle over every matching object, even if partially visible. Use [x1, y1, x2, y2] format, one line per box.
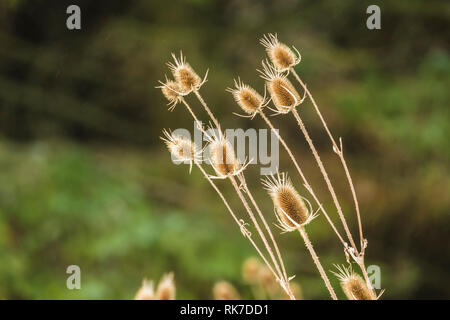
[0, 0, 449, 299]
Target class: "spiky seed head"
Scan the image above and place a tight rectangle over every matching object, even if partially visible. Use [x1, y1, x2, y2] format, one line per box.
[260, 33, 301, 72]
[134, 278, 154, 300]
[161, 130, 200, 163]
[213, 281, 240, 300]
[259, 61, 301, 114]
[262, 172, 315, 232]
[208, 136, 241, 177]
[227, 79, 264, 115]
[159, 79, 182, 107]
[155, 272, 176, 300]
[167, 52, 202, 94]
[332, 265, 375, 300]
[242, 257, 261, 284]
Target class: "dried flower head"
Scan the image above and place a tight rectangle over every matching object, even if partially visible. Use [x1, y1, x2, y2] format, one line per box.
[260, 33, 301, 72]
[226, 78, 268, 118]
[242, 257, 262, 284]
[161, 129, 201, 173]
[135, 278, 154, 300]
[258, 265, 278, 296]
[262, 172, 318, 232]
[155, 272, 176, 300]
[206, 132, 248, 179]
[332, 265, 375, 300]
[259, 60, 303, 114]
[167, 51, 207, 94]
[156, 76, 183, 111]
[213, 281, 240, 300]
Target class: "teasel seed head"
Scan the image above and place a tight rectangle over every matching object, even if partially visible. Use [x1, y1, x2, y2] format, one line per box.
[206, 131, 249, 179]
[167, 51, 207, 94]
[258, 60, 302, 114]
[155, 272, 176, 300]
[258, 265, 278, 296]
[332, 265, 376, 300]
[260, 33, 301, 72]
[161, 129, 201, 173]
[262, 172, 318, 232]
[226, 78, 268, 118]
[134, 278, 155, 300]
[213, 281, 240, 300]
[156, 76, 183, 111]
[242, 257, 262, 284]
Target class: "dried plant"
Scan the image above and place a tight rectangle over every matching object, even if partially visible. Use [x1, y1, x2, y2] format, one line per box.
[213, 281, 241, 300]
[158, 34, 382, 300]
[134, 278, 155, 300]
[135, 272, 176, 300]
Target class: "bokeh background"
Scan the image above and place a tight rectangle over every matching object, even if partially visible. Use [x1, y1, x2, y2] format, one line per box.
[0, 0, 449, 299]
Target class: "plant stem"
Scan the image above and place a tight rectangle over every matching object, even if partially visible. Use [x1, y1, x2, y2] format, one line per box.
[290, 68, 364, 251]
[292, 108, 358, 251]
[258, 110, 346, 247]
[298, 226, 338, 300]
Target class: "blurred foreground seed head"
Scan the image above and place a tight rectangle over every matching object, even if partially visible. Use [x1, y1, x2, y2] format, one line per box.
[156, 272, 176, 300]
[134, 279, 155, 300]
[213, 281, 240, 300]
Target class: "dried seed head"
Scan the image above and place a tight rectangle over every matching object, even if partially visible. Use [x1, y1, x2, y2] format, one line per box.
[332, 265, 375, 300]
[242, 257, 261, 284]
[227, 78, 265, 116]
[161, 130, 201, 172]
[208, 135, 242, 178]
[259, 61, 301, 114]
[157, 77, 183, 110]
[258, 265, 278, 295]
[156, 272, 176, 300]
[213, 281, 240, 300]
[135, 278, 154, 300]
[260, 33, 301, 72]
[262, 172, 316, 232]
[167, 52, 203, 94]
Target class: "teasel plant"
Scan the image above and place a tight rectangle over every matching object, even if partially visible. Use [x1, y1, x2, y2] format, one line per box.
[158, 54, 296, 299]
[257, 33, 381, 299]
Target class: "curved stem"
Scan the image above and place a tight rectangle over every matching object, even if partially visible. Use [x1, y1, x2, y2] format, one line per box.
[298, 226, 337, 300]
[292, 108, 357, 251]
[290, 69, 364, 251]
[196, 164, 283, 295]
[194, 90, 221, 130]
[259, 110, 347, 247]
[239, 175, 289, 287]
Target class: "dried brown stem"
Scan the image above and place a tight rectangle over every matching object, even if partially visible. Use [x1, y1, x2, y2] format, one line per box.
[291, 108, 358, 251]
[298, 226, 338, 300]
[258, 110, 347, 247]
[290, 68, 364, 251]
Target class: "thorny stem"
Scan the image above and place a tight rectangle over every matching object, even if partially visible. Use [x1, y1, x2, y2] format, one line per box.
[290, 69, 377, 297]
[290, 68, 364, 252]
[194, 90, 221, 131]
[181, 98, 202, 125]
[298, 226, 338, 300]
[190, 90, 294, 299]
[238, 174, 290, 288]
[229, 175, 295, 300]
[291, 108, 358, 252]
[258, 110, 347, 247]
[195, 163, 288, 297]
